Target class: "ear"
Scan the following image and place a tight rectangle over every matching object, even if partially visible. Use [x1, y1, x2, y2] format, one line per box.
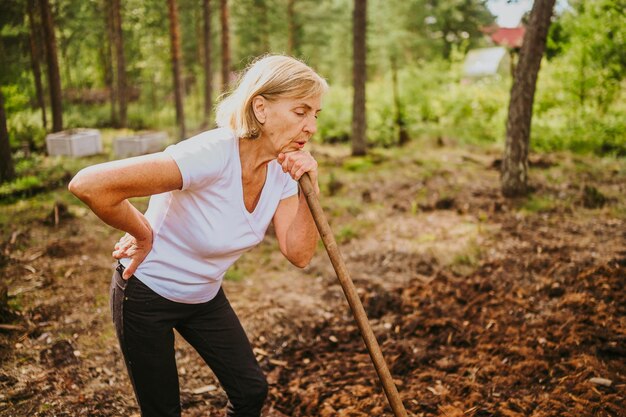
[252, 95, 267, 124]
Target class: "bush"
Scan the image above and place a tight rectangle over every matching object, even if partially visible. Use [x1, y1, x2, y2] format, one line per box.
[7, 110, 47, 151]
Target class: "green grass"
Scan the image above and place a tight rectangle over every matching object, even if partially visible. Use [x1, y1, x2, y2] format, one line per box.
[336, 225, 358, 244]
[450, 238, 483, 276]
[520, 195, 557, 214]
[342, 156, 374, 172]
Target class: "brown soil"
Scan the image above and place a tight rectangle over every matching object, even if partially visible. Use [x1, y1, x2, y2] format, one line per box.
[0, 144, 624, 416]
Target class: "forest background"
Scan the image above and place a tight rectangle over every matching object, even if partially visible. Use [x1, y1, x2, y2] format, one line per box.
[0, 0, 624, 183]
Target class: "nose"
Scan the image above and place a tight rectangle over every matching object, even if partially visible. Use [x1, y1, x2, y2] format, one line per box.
[303, 115, 317, 134]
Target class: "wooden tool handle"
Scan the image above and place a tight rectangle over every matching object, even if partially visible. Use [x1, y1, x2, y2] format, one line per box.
[299, 173, 408, 417]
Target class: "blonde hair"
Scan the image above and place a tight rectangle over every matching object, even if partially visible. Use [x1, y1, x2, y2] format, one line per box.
[215, 55, 329, 139]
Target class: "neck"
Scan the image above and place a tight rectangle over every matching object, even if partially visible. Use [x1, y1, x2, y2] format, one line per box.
[238, 135, 276, 172]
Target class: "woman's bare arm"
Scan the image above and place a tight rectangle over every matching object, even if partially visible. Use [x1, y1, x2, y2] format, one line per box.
[273, 192, 319, 268]
[68, 152, 182, 278]
[272, 151, 320, 268]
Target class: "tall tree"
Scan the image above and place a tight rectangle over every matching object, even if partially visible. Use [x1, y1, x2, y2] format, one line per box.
[0, 89, 15, 183]
[351, 0, 367, 156]
[103, 0, 117, 125]
[203, 0, 213, 124]
[391, 56, 409, 146]
[111, 0, 127, 127]
[501, 0, 556, 197]
[287, 0, 298, 56]
[39, 0, 63, 132]
[26, 0, 47, 133]
[167, 0, 186, 140]
[220, 0, 231, 91]
[256, 0, 270, 52]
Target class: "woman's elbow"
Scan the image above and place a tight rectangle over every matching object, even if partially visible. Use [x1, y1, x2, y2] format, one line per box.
[68, 169, 95, 203]
[288, 251, 314, 269]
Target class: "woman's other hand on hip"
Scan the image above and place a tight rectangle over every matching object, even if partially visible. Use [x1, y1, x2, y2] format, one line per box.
[112, 232, 153, 280]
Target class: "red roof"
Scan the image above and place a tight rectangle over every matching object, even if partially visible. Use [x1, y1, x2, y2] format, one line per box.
[489, 27, 526, 49]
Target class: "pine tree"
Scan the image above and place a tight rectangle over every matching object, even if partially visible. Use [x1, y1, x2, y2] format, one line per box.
[501, 0, 556, 197]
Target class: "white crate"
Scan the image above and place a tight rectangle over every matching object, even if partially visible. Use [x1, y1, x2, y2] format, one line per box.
[114, 131, 168, 158]
[46, 128, 103, 157]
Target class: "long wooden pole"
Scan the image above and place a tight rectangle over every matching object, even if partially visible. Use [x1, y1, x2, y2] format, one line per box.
[298, 173, 408, 417]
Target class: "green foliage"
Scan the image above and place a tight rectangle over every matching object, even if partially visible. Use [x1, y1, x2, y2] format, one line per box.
[0, 175, 42, 197]
[316, 85, 352, 143]
[0, 151, 75, 201]
[6, 109, 47, 150]
[318, 59, 509, 146]
[531, 0, 626, 157]
[521, 195, 556, 214]
[1, 0, 623, 158]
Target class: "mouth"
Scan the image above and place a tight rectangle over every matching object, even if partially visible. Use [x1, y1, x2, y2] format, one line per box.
[295, 140, 307, 148]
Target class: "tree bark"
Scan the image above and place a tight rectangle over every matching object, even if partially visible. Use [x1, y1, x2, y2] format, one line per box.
[220, 0, 230, 91]
[203, 0, 213, 125]
[287, 0, 298, 56]
[39, 0, 63, 133]
[103, 0, 117, 125]
[501, 0, 555, 197]
[351, 0, 367, 156]
[167, 0, 186, 140]
[257, 0, 270, 52]
[27, 0, 47, 133]
[0, 90, 16, 183]
[391, 56, 409, 146]
[112, 0, 127, 127]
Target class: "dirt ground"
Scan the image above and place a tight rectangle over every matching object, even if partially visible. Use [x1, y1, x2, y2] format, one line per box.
[0, 142, 624, 416]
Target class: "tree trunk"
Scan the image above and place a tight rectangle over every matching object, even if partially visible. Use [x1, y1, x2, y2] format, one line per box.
[167, 0, 186, 140]
[203, 0, 213, 125]
[391, 56, 409, 146]
[27, 0, 47, 133]
[351, 0, 367, 156]
[257, 0, 270, 52]
[0, 90, 16, 183]
[220, 0, 230, 91]
[103, 0, 117, 125]
[287, 0, 298, 56]
[501, 0, 555, 197]
[39, 0, 63, 133]
[112, 0, 127, 127]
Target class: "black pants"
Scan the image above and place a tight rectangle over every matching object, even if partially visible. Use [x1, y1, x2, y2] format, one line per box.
[110, 264, 268, 417]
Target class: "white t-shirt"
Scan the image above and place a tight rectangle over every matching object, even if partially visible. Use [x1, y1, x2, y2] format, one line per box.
[120, 128, 298, 303]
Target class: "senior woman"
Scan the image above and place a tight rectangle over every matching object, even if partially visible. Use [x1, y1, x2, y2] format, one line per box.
[68, 55, 328, 417]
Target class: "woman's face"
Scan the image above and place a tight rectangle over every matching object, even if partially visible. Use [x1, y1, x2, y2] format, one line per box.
[254, 94, 322, 155]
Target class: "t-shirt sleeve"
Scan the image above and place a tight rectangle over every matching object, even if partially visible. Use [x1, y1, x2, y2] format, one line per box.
[281, 175, 299, 200]
[163, 134, 226, 191]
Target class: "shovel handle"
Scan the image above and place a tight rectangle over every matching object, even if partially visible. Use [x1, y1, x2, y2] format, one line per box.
[298, 173, 408, 417]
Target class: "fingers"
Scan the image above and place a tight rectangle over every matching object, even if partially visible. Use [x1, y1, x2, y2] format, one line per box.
[112, 237, 137, 259]
[279, 151, 318, 181]
[123, 259, 137, 280]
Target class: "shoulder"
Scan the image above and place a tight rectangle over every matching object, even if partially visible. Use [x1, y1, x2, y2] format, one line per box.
[176, 128, 236, 151]
[165, 128, 236, 163]
[163, 128, 236, 189]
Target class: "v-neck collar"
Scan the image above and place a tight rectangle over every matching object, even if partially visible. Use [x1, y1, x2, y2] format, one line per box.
[235, 139, 270, 219]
